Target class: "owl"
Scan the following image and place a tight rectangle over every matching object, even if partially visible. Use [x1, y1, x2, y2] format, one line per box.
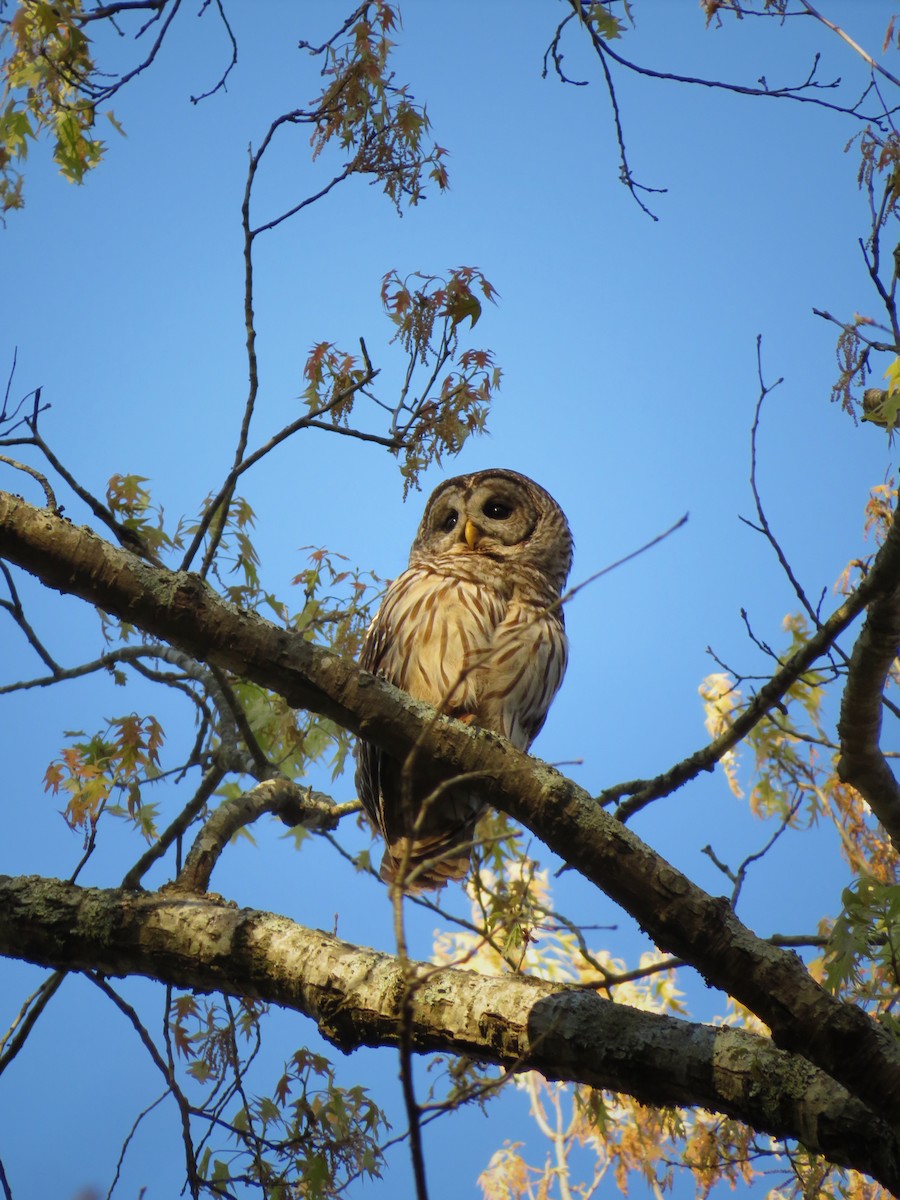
[355, 468, 573, 892]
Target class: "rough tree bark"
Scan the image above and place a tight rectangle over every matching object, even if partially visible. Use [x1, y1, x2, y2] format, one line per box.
[3, 489, 900, 1187]
[1, 874, 899, 1191]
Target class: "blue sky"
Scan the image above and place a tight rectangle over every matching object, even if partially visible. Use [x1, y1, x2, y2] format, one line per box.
[2, 2, 899, 1196]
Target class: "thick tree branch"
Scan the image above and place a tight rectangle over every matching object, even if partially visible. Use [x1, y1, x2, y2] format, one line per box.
[837, 582, 900, 847]
[4, 493, 900, 1125]
[0, 875, 898, 1191]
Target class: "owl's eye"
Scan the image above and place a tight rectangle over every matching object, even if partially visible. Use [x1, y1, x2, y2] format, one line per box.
[483, 500, 512, 520]
[441, 510, 459, 532]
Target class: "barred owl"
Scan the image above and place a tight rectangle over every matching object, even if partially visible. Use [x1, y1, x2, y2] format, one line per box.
[355, 468, 573, 892]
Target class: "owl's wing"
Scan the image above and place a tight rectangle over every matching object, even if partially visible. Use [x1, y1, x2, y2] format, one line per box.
[475, 605, 568, 750]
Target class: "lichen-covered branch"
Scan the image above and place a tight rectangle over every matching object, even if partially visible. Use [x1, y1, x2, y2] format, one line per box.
[0, 874, 898, 1192]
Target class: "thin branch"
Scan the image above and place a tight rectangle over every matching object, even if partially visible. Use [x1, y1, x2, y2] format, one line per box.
[575, 11, 666, 219]
[704, 793, 802, 909]
[837, 572, 900, 849]
[0, 641, 185, 695]
[0, 971, 66, 1076]
[555, 513, 688, 614]
[207, 664, 272, 778]
[104, 1092, 169, 1200]
[175, 777, 358, 894]
[594, 19, 893, 124]
[179, 368, 378, 574]
[797, 1, 900, 89]
[121, 761, 226, 891]
[0, 561, 61, 675]
[390, 886, 430, 1200]
[74, 0, 184, 102]
[747, 338, 824, 628]
[0, 455, 57, 510]
[87, 973, 199, 1200]
[610, 511, 900, 820]
[25, 425, 157, 560]
[189, 0, 237, 103]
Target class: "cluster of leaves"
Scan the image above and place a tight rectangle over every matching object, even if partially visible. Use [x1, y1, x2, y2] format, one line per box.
[826, 121, 900, 422]
[43, 713, 163, 842]
[380, 266, 501, 492]
[107, 472, 183, 559]
[0, 0, 120, 212]
[303, 342, 371, 426]
[577, 2, 629, 41]
[170, 994, 388, 1197]
[306, 0, 448, 211]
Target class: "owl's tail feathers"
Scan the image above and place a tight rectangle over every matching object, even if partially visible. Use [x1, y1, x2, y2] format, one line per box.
[380, 828, 475, 893]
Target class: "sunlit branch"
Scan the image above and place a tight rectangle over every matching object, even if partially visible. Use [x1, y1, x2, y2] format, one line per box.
[3, 877, 899, 1191]
[609, 508, 900, 820]
[175, 778, 359, 894]
[797, 1, 900, 90]
[24, 423, 158, 560]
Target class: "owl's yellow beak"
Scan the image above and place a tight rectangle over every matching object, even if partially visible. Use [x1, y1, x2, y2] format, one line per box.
[464, 519, 481, 550]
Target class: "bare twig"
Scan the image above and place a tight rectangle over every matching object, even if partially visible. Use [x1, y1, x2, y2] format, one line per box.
[0, 561, 61, 675]
[88, 973, 200, 1200]
[189, 0, 238, 103]
[575, 11, 666, 219]
[797, 1, 900, 89]
[25, 425, 157, 560]
[556, 513, 688, 614]
[121, 761, 226, 891]
[0, 971, 66, 1076]
[104, 1092, 168, 1200]
[0, 455, 57, 509]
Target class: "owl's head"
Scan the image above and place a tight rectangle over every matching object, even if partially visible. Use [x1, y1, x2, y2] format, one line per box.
[409, 468, 573, 597]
